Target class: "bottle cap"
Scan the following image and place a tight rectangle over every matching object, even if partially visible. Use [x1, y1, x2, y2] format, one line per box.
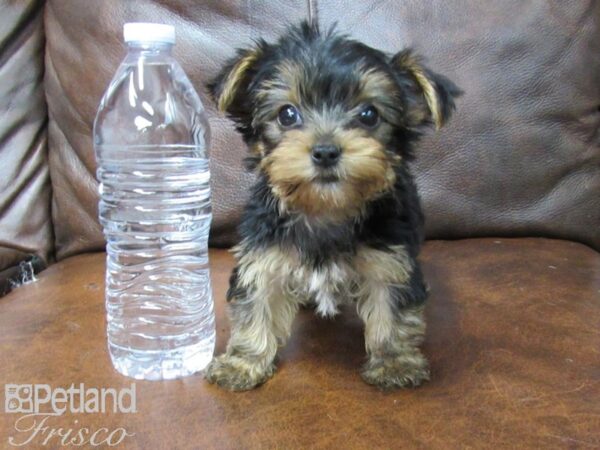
[123, 23, 175, 44]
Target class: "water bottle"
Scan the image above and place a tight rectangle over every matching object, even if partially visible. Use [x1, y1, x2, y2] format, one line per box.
[93, 23, 214, 380]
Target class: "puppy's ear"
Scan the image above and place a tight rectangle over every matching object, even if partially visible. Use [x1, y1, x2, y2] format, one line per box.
[390, 50, 461, 129]
[208, 45, 264, 119]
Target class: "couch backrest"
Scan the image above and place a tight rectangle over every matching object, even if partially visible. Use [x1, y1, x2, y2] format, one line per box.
[0, 0, 52, 273]
[8, 0, 600, 266]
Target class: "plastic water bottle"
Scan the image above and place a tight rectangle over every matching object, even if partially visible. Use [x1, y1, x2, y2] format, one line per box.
[93, 23, 214, 380]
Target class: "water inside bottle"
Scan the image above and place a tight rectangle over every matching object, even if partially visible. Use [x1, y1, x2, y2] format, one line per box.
[97, 144, 215, 380]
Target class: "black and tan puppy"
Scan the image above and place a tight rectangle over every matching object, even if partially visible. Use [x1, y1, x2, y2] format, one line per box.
[205, 21, 459, 391]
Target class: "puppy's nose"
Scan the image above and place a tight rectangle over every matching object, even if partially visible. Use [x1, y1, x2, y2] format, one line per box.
[311, 145, 341, 168]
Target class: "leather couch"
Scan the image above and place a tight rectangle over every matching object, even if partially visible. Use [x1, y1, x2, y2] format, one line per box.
[1, 1, 599, 448]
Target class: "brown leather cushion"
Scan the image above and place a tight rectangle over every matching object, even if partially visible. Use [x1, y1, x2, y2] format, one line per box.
[0, 0, 52, 273]
[1, 239, 599, 448]
[45, 1, 600, 260]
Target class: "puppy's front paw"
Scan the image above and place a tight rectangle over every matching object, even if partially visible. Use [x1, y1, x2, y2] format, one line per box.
[361, 354, 430, 390]
[204, 354, 275, 391]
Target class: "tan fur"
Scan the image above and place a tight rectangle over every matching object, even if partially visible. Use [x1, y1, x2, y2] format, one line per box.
[261, 129, 396, 221]
[336, 129, 397, 202]
[395, 52, 444, 129]
[256, 60, 303, 106]
[206, 246, 302, 390]
[354, 244, 412, 286]
[359, 68, 398, 102]
[217, 50, 261, 112]
[357, 68, 403, 123]
[358, 291, 429, 389]
[235, 242, 350, 315]
[358, 299, 426, 356]
[358, 283, 397, 351]
[250, 142, 266, 158]
[413, 69, 443, 129]
[253, 60, 304, 128]
[234, 244, 304, 344]
[355, 244, 414, 351]
[354, 244, 429, 388]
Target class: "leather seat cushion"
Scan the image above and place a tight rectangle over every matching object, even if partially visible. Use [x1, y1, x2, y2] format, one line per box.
[1, 238, 598, 448]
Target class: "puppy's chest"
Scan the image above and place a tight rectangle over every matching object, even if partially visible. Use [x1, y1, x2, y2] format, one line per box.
[285, 257, 358, 317]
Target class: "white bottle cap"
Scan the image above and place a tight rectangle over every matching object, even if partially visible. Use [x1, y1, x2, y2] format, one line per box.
[123, 23, 175, 44]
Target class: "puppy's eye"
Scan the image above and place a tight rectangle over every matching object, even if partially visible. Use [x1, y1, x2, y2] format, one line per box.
[277, 104, 302, 128]
[357, 105, 379, 128]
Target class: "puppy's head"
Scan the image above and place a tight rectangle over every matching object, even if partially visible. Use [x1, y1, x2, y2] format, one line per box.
[210, 22, 460, 221]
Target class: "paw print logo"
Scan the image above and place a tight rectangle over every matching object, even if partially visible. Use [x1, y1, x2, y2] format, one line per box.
[4, 384, 33, 413]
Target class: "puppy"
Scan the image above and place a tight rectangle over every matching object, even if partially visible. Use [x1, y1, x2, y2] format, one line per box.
[205, 21, 459, 391]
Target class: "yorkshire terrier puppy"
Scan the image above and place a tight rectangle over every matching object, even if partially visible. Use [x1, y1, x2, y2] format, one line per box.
[205, 21, 459, 391]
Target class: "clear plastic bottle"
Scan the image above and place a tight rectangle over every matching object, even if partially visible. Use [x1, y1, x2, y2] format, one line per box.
[93, 23, 214, 380]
